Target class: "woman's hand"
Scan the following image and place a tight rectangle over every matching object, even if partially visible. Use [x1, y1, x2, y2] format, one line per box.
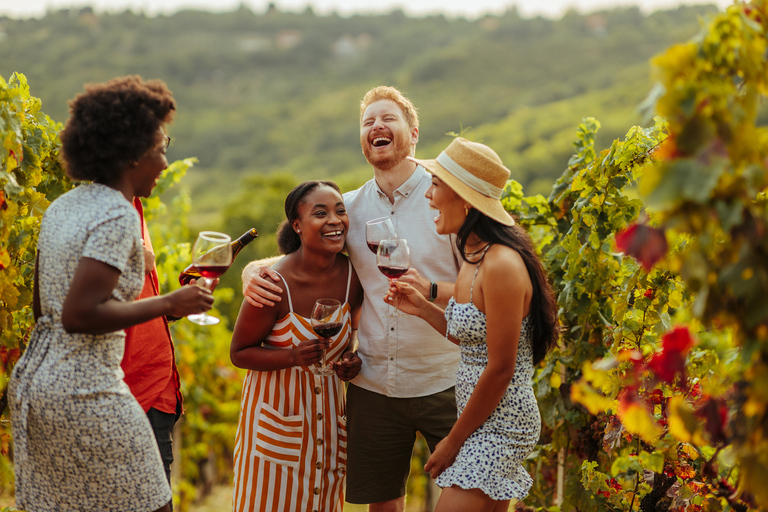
[424, 435, 462, 479]
[384, 281, 428, 317]
[242, 263, 283, 308]
[293, 338, 329, 367]
[332, 351, 362, 381]
[164, 284, 214, 318]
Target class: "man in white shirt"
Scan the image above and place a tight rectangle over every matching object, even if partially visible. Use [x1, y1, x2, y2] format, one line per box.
[242, 86, 461, 512]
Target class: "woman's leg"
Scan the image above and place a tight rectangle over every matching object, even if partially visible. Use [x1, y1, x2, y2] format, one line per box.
[434, 486, 510, 512]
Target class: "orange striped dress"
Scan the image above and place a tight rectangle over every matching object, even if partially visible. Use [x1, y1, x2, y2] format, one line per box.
[232, 264, 352, 512]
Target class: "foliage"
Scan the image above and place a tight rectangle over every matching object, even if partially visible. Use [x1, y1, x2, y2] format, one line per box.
[0, 72, 72, 498]
[511, 2, 768, 509]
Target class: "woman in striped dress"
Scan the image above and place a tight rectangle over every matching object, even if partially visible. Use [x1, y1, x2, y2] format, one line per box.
[230, 181, 364, 512]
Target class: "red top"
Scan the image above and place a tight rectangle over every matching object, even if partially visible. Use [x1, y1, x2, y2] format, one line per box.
[121, 198, 181, 414]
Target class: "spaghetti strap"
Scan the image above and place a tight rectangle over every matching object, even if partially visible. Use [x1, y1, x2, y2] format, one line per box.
[272, 270, 294, 312]
[344, 259, 352, 304]
[469, 244, 492, 304]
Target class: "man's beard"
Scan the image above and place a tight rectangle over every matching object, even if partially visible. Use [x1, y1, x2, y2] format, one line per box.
[362, 136, 412, 171]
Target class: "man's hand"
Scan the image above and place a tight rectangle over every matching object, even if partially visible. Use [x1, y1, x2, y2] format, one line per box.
[332, 351, 362, 381]
[242, 261, 283, 308]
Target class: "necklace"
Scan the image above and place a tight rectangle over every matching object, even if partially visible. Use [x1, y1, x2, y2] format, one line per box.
[465, 243, 492, 263]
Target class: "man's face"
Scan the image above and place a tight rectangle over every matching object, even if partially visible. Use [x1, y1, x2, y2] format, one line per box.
[360, 99, 418, 171]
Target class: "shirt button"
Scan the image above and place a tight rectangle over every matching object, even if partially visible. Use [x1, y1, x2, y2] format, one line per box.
[317, 438, 324, 445]
[314, 386, 321, 394]
[316, 461, 323, 469]
[316, 413, 323, 420]
[314, 487, 320, 495]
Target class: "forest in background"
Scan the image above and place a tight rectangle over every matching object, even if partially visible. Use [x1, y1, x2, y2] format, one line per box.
[0, 2, 732, 322]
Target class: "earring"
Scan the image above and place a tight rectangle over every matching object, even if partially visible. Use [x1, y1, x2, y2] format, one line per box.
[464, 207, 469, 217]
[296, 229, 301, 234]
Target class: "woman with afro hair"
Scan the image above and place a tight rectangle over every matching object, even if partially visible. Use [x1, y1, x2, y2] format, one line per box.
[9, 76, 213, 512]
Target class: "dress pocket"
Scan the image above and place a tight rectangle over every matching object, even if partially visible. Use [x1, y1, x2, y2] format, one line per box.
[254, 403, 304, 468]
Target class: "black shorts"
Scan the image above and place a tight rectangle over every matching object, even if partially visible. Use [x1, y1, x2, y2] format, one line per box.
[345, 383, 457, 504]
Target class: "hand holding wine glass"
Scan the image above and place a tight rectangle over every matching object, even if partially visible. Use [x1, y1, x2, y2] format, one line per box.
[377, 238, 411, 316]
[310, 298, 343, 376]
[187, 231, 232, 326]
[365, 217, 397, 254]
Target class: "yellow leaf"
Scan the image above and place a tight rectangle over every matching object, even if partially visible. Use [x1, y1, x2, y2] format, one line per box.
[619, 403, 663, 443]
[571, 381, 614, 415]
[668, 395, 707, 446]
[550, 370, 562, 389]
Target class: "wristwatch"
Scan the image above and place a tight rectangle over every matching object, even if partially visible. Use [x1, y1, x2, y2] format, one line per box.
[429, 281, 438, 302]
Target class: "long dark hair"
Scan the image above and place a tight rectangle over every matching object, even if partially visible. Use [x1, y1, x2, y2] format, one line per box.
[276, 180, 341, 255]
[457, 209, 559, 365]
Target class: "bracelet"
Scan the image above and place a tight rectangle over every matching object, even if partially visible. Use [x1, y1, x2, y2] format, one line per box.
[429, 281, 438, 302]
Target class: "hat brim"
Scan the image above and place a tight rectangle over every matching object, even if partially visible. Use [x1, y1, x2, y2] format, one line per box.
[410, 157, 515, 226]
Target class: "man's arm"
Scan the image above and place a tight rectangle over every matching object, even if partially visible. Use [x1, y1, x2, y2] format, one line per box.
[241, 255, 285, 308]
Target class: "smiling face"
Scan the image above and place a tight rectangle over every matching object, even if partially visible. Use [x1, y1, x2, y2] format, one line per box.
[131, 128, 169, 198]
[292, 186, 349, 254]
[425, 175, 469, 235]
[360, 99, 418, 171]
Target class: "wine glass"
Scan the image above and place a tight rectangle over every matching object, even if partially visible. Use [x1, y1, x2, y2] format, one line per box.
[310, 298, 343, 376]
[365, 217, 397, 255]
[187, 231, 232, 326]
[377, 239, 411, 317]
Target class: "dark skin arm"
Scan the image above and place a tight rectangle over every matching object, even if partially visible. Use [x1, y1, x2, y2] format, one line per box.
[230, 290, 328, 371]
[61, 257, 214, 334]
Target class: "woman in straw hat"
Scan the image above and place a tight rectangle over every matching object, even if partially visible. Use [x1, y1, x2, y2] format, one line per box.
[386, 137, 559, 511]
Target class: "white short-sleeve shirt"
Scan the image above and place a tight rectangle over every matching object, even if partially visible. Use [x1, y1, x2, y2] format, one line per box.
[344, 166, 462, 398]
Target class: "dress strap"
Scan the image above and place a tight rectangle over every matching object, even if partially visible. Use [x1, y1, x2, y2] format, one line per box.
[272, 270, 294, 312]
[469, 244, 492, 304]
[344, 258, 352, 303]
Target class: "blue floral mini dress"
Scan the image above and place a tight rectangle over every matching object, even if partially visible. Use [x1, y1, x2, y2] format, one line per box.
[435, 250, 541, 501]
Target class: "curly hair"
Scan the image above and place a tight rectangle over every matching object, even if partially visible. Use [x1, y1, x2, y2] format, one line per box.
[276, 181, 341, 255]
[59, 75, 176, 183]
[360, 85, 419, 129]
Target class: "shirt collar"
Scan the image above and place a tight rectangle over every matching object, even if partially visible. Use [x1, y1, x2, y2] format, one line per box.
[374, 165, 428, 199]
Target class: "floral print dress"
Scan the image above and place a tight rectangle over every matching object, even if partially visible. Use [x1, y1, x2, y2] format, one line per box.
[9, 183, 171, 512]
[435, 253, 541, 501]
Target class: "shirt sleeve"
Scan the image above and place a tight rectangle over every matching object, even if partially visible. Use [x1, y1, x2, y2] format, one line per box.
[82, 206, 141, 274]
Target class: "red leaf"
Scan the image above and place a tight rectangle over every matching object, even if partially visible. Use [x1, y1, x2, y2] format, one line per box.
[662, 326, 695, 353]
[615, 223, 668, 270]
[695, 396, 728, 444]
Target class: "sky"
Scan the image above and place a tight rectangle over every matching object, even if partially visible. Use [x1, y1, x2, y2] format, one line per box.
[0, 0, 735, 20]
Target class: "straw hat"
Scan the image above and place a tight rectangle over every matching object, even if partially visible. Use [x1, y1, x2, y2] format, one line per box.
[408, 137, 515, 226]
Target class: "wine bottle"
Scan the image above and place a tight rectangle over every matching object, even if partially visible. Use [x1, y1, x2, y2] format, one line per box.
[178, 228, 258, 285]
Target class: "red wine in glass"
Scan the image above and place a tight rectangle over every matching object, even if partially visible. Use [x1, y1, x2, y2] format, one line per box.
[187, 231, 233, 326]
[376, 238, 410, 317]
[313, 321, 343, 339]
[310, 299, 342, 376]
[378, 265, 408, 279]
[194, 264, 229, 279]
[365, 217, 396, 255]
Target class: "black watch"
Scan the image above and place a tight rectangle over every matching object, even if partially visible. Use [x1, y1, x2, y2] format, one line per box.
[429, 281, 438, 302]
